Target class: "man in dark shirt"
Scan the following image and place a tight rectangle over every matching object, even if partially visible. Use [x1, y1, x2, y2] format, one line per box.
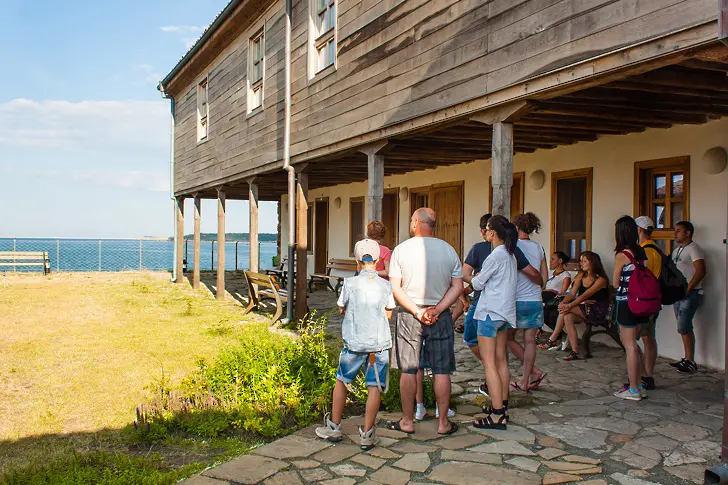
[462, 213, 541, 395]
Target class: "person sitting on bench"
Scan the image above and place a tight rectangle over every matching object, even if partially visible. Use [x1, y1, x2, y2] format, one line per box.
[541, 251, 572, 334]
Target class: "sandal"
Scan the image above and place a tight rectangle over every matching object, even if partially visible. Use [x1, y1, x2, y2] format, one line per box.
[454, 323, 464, 334]
[473, 408, 507, 430]
[538, 339, 560, 350]
[528, 373, 547, 391]
[438, 421, 459, 435]
[382, 420, 415, 434]
[510, 381, 528, 393]
[564, 351, 580, 361]
[482, 405, 510, 423]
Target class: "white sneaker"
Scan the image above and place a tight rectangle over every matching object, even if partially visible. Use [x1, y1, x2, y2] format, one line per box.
[359, 425, 378, 450]
[614, 388, 642, 401]
[415, 404, 427, 421]
[436, 407, 456, 418]
[315, 414, 343, 441]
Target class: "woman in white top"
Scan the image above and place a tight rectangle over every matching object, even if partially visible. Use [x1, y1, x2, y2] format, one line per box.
[470, 215, 518, 430]
[544, 251, 572, 296]
[507, 213, 549, 392]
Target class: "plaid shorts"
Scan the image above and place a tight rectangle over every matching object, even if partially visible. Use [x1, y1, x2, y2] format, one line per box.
[394, 308, 456, 375]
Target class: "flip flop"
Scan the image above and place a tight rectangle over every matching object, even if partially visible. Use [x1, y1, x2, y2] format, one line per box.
[528, 373, 547, 391]
[438, 421, 459, 435]
[509, 381, 527, 392]
[382, 420, 415, 434]
[454, 323, 464, 334]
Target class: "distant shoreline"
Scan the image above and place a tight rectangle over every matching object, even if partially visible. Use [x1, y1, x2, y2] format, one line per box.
[169, 233, 278, 242]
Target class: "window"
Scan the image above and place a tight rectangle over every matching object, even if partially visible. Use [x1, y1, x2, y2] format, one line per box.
[307, 202, 314, 255]
[248, 29, 264, 112]
[551, 168, 592, 269]
[197, 77, 209, 142]
[634, 156, 690, 254]
[311, 0, 336, 75]
[349, 197, 364, 255]
[488, 172, 525, 216]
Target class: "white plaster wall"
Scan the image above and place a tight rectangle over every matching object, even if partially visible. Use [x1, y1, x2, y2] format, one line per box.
[281, 119, 728, 369]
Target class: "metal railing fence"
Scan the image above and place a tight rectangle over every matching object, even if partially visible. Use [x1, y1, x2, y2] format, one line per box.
[0, 238, 277, 273]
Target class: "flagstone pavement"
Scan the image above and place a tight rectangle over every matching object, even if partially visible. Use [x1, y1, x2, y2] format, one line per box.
[182, 285, 723, 485]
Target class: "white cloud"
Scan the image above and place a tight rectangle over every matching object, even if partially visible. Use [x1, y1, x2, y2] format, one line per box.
[160, 25, 206, 33]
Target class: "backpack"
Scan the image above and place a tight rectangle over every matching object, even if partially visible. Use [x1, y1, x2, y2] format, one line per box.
[622, 251, 662, 317]
[644, 244, 688, 305]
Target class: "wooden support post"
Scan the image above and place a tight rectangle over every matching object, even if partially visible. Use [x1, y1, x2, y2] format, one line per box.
[295, 169, 309, 321]
[492, 122, 514, 220]
[216, 188, 226, 299]
[248, 178, 259, 273]
[193, 195, 201, 289]
[359, 141, 388, 223]
[175, 197, 185, 283]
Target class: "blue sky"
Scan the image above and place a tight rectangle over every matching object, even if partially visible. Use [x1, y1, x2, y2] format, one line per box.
[0, 0, 278, 237]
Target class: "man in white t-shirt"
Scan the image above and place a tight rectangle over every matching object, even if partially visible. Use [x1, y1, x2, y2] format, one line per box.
[385, 208, 463, 436]
[670, 220, 706, 373]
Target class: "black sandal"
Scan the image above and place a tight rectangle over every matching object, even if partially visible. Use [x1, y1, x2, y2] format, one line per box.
[438, 421, 459, 435]
[382, 420, 415, 434]
[564, 351, 580, 361]
[473, 408, 507, 430]
[482, 405, 510, 423]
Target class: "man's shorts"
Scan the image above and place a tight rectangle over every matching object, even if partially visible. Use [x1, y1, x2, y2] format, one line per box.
[394, 308, 456, 375]
[639, 312, 659, 339]
[463, 294, 480, 347]
[615, 300, 649, 328]
[476, 314, 508, 338]
[336, 348, 389, 390]
[673, 290, 703, 335]
[515, 301, 544, 330]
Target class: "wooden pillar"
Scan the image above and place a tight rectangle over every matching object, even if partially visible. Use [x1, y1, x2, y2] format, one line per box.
[248, 179, 259, 273]
[193, 195, 201, 289]
[175, 197, 185, 283]
[295, 169, 309, 320]
[216, 187, 226, 299]
[491, 122, 514, 220]
[367, 154, 384, 222]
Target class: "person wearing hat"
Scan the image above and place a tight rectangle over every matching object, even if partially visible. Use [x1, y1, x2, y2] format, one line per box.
[635, 216, 662, 390]
[315, 238, 396, 450]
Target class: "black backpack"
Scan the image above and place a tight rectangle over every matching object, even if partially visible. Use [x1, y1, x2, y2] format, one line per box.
[644, 244, 688, 305]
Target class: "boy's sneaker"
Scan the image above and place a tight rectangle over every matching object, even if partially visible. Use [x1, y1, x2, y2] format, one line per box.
[677, 359, 698, 373]
[614, 387, 642, 401]
[642, 376, 656, 390]
[359, 425, 377, 450]
[415, 404, 427, 421]
[478, 383, 489, 397]
[315, 414, 343, 442]
[670, 358, 687, 368]
[435, 407, 456, 418]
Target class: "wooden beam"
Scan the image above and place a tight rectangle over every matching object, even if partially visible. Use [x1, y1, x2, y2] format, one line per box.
[248, 178, 259, 273]
[367, 154, 384, 222]
[605, 80, 728, 99]
[295, 171, 308, 321]
[216, 188, 226, 300]
[470, 100, 532, 125]
[543, 98, 728, 117]
[176, 197, 185, 284]
[626, 67, 728, 92]
[534, 102, 709, 125]
[491, 122, 513, 220]
[193, 195, 201, 290]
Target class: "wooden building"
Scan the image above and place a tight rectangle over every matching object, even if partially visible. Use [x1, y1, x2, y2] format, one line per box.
[160, 0, 728, 370]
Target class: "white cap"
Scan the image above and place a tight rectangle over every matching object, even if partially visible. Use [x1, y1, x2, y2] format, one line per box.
[635, 216, 655, 230]
[354, 239, 380, 262]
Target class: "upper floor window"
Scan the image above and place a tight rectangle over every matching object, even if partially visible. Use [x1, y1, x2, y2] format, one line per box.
[248, 28, 264, 113]
[312, 0, 336, 74]
[197, 77, 209, 142]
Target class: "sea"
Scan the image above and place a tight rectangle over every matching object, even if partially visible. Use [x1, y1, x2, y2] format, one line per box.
[0, 238, 278, 273]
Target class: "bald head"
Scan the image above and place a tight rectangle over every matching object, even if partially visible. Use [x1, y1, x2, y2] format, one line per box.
[411, 208, 436, 237]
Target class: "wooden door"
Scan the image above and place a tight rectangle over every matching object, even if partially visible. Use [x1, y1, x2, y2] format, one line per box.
[430, 183, 464, 257]
[489, 172, 525, 216]
[382, 190, 399, 249]
[314, 199, 329, 273]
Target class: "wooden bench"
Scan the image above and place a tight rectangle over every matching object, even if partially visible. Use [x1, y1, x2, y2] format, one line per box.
[0, 252, 51, 274]
[582, 288, 624, 358]
[242, 271, 288, 323]
[309, 258, 358, 295]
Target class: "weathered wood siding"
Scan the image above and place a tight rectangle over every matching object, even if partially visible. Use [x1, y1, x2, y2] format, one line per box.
[173, 0, 717, 195]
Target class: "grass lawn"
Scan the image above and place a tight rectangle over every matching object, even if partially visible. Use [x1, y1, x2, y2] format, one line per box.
[0, 271, 260, 479]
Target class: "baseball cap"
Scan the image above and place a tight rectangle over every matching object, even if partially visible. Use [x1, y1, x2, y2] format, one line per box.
[635, 216, 655, 230]
[354, 239, 380, 262]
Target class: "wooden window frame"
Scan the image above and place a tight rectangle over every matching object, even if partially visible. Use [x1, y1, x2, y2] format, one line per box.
[196, 76, 209, 143]
[633, 156, 690, 254]
[409, 185, 430, 216]
[309, 0, 337, 77]
[550, 168, 593, 270]
[247, 27, 265, 114]
[349, 196, 364, 256]
[488, 171, 525, 215]
[307, 202, 314, 255]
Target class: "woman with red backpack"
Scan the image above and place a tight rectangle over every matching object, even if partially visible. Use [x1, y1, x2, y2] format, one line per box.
[612, 216, 662, 401]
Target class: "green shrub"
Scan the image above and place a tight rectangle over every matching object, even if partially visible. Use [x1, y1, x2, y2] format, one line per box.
[348, 368, 436, 412]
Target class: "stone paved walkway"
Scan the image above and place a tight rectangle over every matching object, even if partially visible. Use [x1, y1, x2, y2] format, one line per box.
[183, 282, 724, 485]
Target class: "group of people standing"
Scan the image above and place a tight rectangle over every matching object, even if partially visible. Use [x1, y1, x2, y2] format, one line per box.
[317, 207, 706, 450]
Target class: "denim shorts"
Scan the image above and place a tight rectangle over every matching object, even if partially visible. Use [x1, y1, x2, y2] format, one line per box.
[336, 348, 389, 390]
[463, 294, 479, 347]
[515, 301, 544, 329]
[673, 290, 703, 335]
[476, 314, 508, 338]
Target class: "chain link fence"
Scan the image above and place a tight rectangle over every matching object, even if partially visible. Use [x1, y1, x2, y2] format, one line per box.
[0, 238, 278, 273]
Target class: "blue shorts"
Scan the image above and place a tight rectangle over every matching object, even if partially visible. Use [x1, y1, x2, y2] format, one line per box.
[463, 294, 479, 347]
[476, 314, 508, 338]
[337, 348, 389, 390]
[515, 301, 544, 329]
[673, 290, 703, 335]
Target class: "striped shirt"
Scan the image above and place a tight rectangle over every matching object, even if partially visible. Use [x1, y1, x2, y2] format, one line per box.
[616, 251, 646, 301]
